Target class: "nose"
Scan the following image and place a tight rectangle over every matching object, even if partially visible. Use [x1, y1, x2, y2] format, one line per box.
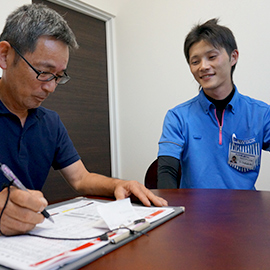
[199, 58, 210, 71]
[41, 80, 57, 93]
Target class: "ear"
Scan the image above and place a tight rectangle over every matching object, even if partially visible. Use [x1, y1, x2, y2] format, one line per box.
[230, 49, 239, 66]
[0, 41, 13, 70]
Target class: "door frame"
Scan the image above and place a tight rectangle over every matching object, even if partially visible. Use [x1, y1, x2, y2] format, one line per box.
[47, 0, 120, 178]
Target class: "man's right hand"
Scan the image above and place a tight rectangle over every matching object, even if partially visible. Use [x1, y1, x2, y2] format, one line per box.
[0, 187, 48, 236]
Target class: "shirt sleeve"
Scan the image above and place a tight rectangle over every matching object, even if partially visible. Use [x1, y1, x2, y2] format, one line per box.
[158, 110, 185, 159]
[52, 117, 80, 170]
[263, 106, 270, 151]
[157, 156, 180, 188]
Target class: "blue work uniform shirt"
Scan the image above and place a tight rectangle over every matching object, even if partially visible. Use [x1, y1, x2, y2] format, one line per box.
[0, 101, 80, 191]
[158, 86, 270, 189]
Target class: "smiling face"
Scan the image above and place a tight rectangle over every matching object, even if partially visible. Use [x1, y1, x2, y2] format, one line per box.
[188, 40, 238, 99]
[0, 36, 69, 114]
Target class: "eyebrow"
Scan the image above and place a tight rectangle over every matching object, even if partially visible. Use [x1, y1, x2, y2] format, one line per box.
[189, 48, 220, 61]
[37, 61, 67, 73]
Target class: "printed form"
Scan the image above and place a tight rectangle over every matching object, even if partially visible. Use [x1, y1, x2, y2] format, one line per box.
[0, 197, 181, 270]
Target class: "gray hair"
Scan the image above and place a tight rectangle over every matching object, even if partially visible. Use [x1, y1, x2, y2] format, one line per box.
[0, 3, 78, 54]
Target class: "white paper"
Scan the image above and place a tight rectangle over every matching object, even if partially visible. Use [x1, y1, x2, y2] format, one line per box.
[97, 198, 141, 230]
[0, 197, 178, 270]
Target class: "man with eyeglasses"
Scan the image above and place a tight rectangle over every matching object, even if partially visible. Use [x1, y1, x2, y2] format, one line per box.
[0, 4, 167, 236]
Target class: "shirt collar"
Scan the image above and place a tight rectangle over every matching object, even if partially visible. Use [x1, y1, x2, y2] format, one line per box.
[0, 100, 45, 119]
[0, 100, 11, 114]
[199, 85, 239, 114]
[227, 85, 239, 114]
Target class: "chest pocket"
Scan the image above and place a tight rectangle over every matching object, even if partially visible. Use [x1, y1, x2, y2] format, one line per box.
[228, 134, 260, 172]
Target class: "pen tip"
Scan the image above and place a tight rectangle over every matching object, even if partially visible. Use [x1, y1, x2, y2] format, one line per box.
[48, 217, 55, 223]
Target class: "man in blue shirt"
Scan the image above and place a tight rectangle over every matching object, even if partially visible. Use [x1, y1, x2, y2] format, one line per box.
[158, 18, 270, 189]
[0, 4, 167, 236]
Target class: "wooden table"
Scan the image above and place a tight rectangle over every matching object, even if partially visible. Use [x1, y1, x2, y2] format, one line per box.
[81, 188, 270, 270]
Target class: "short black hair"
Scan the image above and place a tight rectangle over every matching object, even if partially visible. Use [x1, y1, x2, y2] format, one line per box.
[184, 18, 238, 75]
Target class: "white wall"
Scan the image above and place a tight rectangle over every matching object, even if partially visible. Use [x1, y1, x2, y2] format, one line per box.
[0, 1, 31, 31]
[83, 0, 270, 190]
[0, 0, 31, 77]
[3, 0, 270, 190]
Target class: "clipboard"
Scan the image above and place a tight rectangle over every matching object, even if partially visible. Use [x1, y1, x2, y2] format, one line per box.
[0, 197, 184, 270]
[53, 198, 185, 270]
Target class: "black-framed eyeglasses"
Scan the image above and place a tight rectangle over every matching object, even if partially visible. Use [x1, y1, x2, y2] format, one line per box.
[11, 45, 70, 85]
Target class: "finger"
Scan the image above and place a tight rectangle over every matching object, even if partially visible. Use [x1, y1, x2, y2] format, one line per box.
[0, 206, 45, 236]
[0, 189, 46, 235]
[136, 187, 168, 207]
[131, 186, 152, 206]
[123, 181, 167, 207]
[114, 185, 131, 201]
[3, 196, 45, 223]
[0, 211, 38, 235]
[114, 180, 168, 207]
[10, 188, 48, 213]
[150, 195, 168, 207]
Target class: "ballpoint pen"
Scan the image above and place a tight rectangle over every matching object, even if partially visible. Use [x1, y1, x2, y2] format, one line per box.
[0, 163, 54, 223]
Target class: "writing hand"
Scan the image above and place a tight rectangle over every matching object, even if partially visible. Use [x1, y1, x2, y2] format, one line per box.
[0, 187, 48, 236]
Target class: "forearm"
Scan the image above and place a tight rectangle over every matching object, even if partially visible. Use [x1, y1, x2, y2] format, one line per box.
[60, 160, 121, 197]
[74, 172, 122, 197]
[61, 160, 168, 207]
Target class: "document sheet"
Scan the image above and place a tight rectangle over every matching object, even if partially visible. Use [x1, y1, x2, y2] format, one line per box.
[0, 197, 182, 270]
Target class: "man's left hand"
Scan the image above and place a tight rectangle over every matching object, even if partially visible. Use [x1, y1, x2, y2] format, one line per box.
[114, 180, 168, 207]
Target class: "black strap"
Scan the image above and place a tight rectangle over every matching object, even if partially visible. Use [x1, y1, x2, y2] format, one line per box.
[0, 182, 13, 236]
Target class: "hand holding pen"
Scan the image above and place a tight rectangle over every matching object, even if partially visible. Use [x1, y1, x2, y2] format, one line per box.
[0, 163, 54, 235]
